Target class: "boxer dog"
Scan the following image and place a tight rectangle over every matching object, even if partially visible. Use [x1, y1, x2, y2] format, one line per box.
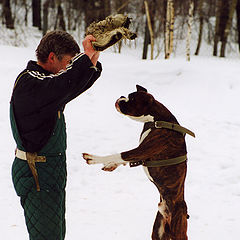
[83, 85, 195, 240]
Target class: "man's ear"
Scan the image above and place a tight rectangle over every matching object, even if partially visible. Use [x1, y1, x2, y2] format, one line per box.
[136, 85, 147, 92]
[48, 52, 56, 63]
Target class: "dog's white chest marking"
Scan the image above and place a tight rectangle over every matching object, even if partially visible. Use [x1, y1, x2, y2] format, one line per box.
[143, 166, 154, 182]
[129, 114, 154, 123]
[139, 128, 154, 182]
[139, 128, 151, 144]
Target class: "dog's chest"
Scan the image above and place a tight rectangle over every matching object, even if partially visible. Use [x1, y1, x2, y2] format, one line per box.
[139, 128, 151, 144]
[139, 128, 154, 182]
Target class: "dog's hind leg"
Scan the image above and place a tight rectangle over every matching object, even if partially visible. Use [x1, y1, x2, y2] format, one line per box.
[152, 198, 172, 240]
[170, 201, 188, 240]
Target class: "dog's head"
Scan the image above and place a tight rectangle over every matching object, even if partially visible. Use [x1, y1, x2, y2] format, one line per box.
[115, 85, 155, 122]
[115, 85, 177, 123]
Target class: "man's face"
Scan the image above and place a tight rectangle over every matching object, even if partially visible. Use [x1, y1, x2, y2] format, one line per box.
[37, 52, 75, 74]
[52, 54, 73, 74]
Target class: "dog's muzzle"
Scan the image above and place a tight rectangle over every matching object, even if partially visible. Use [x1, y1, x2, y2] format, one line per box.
[115, 97, 128, 113]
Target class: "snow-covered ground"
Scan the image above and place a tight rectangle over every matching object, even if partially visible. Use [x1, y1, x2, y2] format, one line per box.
[0, 44, 240, 239]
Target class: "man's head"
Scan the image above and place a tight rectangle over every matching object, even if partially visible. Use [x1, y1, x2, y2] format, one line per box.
[36, 30, 80, 73]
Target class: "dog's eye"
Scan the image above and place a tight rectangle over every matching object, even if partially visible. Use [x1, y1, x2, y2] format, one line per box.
[129, 95, 135, 101]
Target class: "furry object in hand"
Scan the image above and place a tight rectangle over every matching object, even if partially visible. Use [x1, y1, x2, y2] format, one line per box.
[86, 14, 137, 51]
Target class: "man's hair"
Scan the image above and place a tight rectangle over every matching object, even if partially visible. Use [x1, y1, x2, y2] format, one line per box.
[36, 30, 80, 63]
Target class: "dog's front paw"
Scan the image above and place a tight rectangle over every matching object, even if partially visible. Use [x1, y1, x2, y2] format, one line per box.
[82, 153, 97, 164]
[102, 163, 119, 172]
[102, 162, 127, 171]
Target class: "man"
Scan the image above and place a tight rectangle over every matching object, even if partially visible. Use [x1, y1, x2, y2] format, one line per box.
[10, 30, 102, 240]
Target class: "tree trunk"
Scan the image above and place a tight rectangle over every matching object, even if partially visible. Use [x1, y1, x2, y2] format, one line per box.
[165, 0, 174, 59]
[104, 0, 111, 16]
[165, 0, 170, 59]
[118, 40, 123, 54]
[214, 0, 230, 56]
[144, 1, 154, 60]
[236, 0, 240, 52]
[186, 0, 194, 61]
[195, 16, 203, 55]
[84, 0, 110, 30]
[142, 19, 151, 59]
[32, 0, 41, 30]
[115, 0, 131, 13]
[213, 0, 222, 56]
[195, 0, 204, 55]
[55, 3, 66, 31]
[220, 0, 238, 57]
[169, 0, 174, 55]
[2, 0, 14, 29]
[22, 0, 28, 26]
[162, 0, 167, 58]
[43, 0, 50, 35]
[142, 0, 156, 59]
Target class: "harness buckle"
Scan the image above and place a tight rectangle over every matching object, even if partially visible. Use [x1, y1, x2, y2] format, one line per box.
[154, 121, 162, 128]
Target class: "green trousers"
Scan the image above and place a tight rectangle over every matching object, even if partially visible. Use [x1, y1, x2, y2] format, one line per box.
[10, 105, 67, 240]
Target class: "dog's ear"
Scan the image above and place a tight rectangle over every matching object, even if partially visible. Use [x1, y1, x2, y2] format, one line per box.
[136, 85, 147, 92]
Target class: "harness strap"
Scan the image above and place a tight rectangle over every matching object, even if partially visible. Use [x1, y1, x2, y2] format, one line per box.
[16, 148, 46, 191]
[143, 155, 187, 167]
[130, 155, 187, 168]
[144, 121, 195, 138]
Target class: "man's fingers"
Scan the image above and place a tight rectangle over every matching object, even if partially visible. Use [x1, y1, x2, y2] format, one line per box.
[85, 35, 96, 42]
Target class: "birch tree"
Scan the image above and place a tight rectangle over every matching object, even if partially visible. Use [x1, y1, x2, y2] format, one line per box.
[144, 0, 154, 60]
[186, 0, 194, 61]
[169, 0, 174, 55]
[165, 0, 174, 59]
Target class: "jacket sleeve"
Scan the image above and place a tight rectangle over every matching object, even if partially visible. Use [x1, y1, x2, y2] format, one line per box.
[65, 60, 102, 103]
[30, 53, 102, 110]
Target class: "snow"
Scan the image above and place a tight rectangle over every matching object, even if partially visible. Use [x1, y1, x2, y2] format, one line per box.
[0, 44, 240, 239]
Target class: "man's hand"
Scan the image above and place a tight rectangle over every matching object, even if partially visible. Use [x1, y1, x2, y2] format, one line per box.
[82, 35, 99, 66]
[91, 51, 100, 66]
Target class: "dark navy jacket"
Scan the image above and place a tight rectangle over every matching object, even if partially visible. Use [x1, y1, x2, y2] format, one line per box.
[11, 53, 102, 152]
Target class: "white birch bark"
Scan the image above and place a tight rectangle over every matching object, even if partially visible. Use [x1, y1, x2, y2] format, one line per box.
[165, 0, 174, 59]
[169, 0, 174, 55]
[165, 0, 171, 59]
[186, 0, 194, 61]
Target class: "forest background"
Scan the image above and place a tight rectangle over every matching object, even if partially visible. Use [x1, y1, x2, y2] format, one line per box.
[1, 0, 240, 59]
[1, 1, 240, 239]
